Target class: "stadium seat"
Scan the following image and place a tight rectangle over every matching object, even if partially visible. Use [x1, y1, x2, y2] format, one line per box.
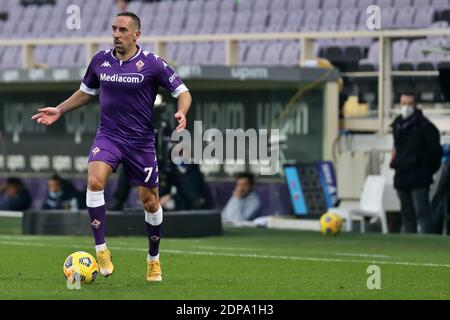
[377, 0, 394, 7]
[283, 10, 304, 32]
[266, 10, 289, 32]
[182, 13, 202, 35]
[380, 7, 397, 29]
[394, 0, 413, 7]
[231, 10, 251, 33]
[215, 11, 235, 34]
[191, 42, 212, 64]
[262, 41, 286, 65]
[303, 0, 321, 10]
[300, 9, 322, 31]
[209, 42, 226, 65]
[395, 7, 416, 29]
[329, 175, 387, 233]
[254, 0, 271, 11]
[248, 10, 269, 33]
[187, 0, 205, 13]
[199, 11, 218, 34]
[287, 0, 304, 10]
[243, 42, 268, 65]
[269, 0, 288, 11]
[279, 41, 301, 66]
[414, 7, 437, 28]
[204, 0, 220, 12]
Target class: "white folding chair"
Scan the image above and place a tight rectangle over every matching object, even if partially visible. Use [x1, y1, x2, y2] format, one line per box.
[329, 175, 388, 234]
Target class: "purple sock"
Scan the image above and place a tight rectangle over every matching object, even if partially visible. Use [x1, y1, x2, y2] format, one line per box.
[145, 223, 161, 257]
[89, 205, 106, 245]
[145, 207, 163, 258]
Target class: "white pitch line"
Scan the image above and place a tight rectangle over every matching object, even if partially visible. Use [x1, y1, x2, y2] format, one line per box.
[1, 240, 449, 269]
[335, 253, 391, 259]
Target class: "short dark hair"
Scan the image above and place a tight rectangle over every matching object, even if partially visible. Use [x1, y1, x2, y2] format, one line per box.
[5, 177, 24, 189]
[116, 11, 141, 30]
[49, 174, 62, 182]
[236, 172, 255, 186]
[400, 92, 417, 103]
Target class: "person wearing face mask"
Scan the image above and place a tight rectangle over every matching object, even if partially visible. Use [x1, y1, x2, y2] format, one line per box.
[390, 93, 443, 234]
[42, 174, 81, 211]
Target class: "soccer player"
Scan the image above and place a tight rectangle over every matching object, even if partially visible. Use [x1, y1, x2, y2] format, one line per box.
[31, 12, 192, 282]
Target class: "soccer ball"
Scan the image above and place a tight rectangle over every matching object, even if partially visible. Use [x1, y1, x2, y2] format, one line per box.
[319, 212, 343, 235]
[63, 251, 99, 284]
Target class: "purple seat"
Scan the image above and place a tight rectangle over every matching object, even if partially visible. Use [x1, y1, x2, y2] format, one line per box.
[176, 42, 195, 65]
[280, 41, 301, 65]
[127, 0, 144, 14]
[303, 0, 321, 10]
[300, 9, 322, 31]
[191, 42, 212, 64]
[339, 9, 360, 27]
[254, 0, 271, 11]
[188, 0, 205, 13]
[216, 11, 235, 34]
[0, 46, 21, 69]
[243, 42, 268, 65]
[173, 0, 190, 13]
[321, 9, 341, 28]
[149, 12, 170, 35]
[204, 0, 220, 12]
[165, 12, 186, 35]
[340, 0, 358, 8]
[397, 39, 429, 70]
[380, 7, 397, 29]
[232, 10, 251, 33]
[286, 0, 304, 10]
[182, 13, 202, 35]
[235, 0, 255, 11]
[414, 7, 436, 28]
[199, 11, 218, 34]
[157, 0, 174, 14]
[270, 0, 288, 11]
[359, 41, 379, 71]
[34, 45, 49, 66]
[395, 7, 416, 28]
[262, 42, 286, 65]
[167, 43, 179, 62]
[430, 0, 449, 9]
[45, 46, 65, 67]
[392, 40, 410, 69]
[266, 10, 288, 32]
[322, 0, 341, 9]
[377, 0, 394, 6]
[283, 10, 305, 32]
[358, 0, 377, 8]
[249, 11, 269, 33]
[413, 0, 431, 6]
[209, 42, 226, 65]
[219, 0, 236, 12]
[239, 41, 250, 64]
[394, 0, 413, 7]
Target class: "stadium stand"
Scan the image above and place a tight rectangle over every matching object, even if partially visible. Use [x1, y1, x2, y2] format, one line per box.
[1, 0, 450, 71]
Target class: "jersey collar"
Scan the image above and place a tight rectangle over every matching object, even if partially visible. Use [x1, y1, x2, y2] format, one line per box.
[111, 45, 142, 64]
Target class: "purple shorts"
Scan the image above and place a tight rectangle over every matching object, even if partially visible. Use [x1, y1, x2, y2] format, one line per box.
[88, 136, 159, 188]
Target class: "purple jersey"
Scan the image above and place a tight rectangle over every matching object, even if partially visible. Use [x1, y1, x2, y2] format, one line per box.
[80, 46, 188, 148]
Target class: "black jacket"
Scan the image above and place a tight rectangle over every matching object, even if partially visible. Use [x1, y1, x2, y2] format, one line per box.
[391, 109, 443, 190]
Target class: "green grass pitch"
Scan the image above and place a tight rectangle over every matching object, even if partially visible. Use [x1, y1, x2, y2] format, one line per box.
[1, 219, 450, 300]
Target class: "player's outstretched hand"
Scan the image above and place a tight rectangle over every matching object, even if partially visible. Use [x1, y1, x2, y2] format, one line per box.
[175, 112, 186, 131]
[31, 107, 61, 126]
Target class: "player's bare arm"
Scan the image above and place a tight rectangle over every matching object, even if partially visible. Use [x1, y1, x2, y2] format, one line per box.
[175, 91, 192, 131]
[31, 90, 92, 126]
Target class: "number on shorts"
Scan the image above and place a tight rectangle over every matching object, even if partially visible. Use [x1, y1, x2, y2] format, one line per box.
[144, 167, 153, 183]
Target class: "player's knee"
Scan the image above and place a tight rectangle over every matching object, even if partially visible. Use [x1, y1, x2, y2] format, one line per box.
[141, 194, 159, 213]
[87, 176, 104, 191]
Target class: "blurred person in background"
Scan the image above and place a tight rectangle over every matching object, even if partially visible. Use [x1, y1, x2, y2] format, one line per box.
[42, 174, 83, 211]
[0, 177, 32, 211]
[390, 93, 443, 234]
[116, 0, 128, 12]
[222, 172, 261, 225]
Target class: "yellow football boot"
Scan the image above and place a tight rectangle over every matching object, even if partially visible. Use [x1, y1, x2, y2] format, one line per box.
[147, 260, 162, 282]
[96, 249, 114, 277]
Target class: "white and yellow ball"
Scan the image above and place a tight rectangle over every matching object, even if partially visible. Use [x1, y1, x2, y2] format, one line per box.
[319, 212, 343, 235]
[63, 251, 99, 284]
